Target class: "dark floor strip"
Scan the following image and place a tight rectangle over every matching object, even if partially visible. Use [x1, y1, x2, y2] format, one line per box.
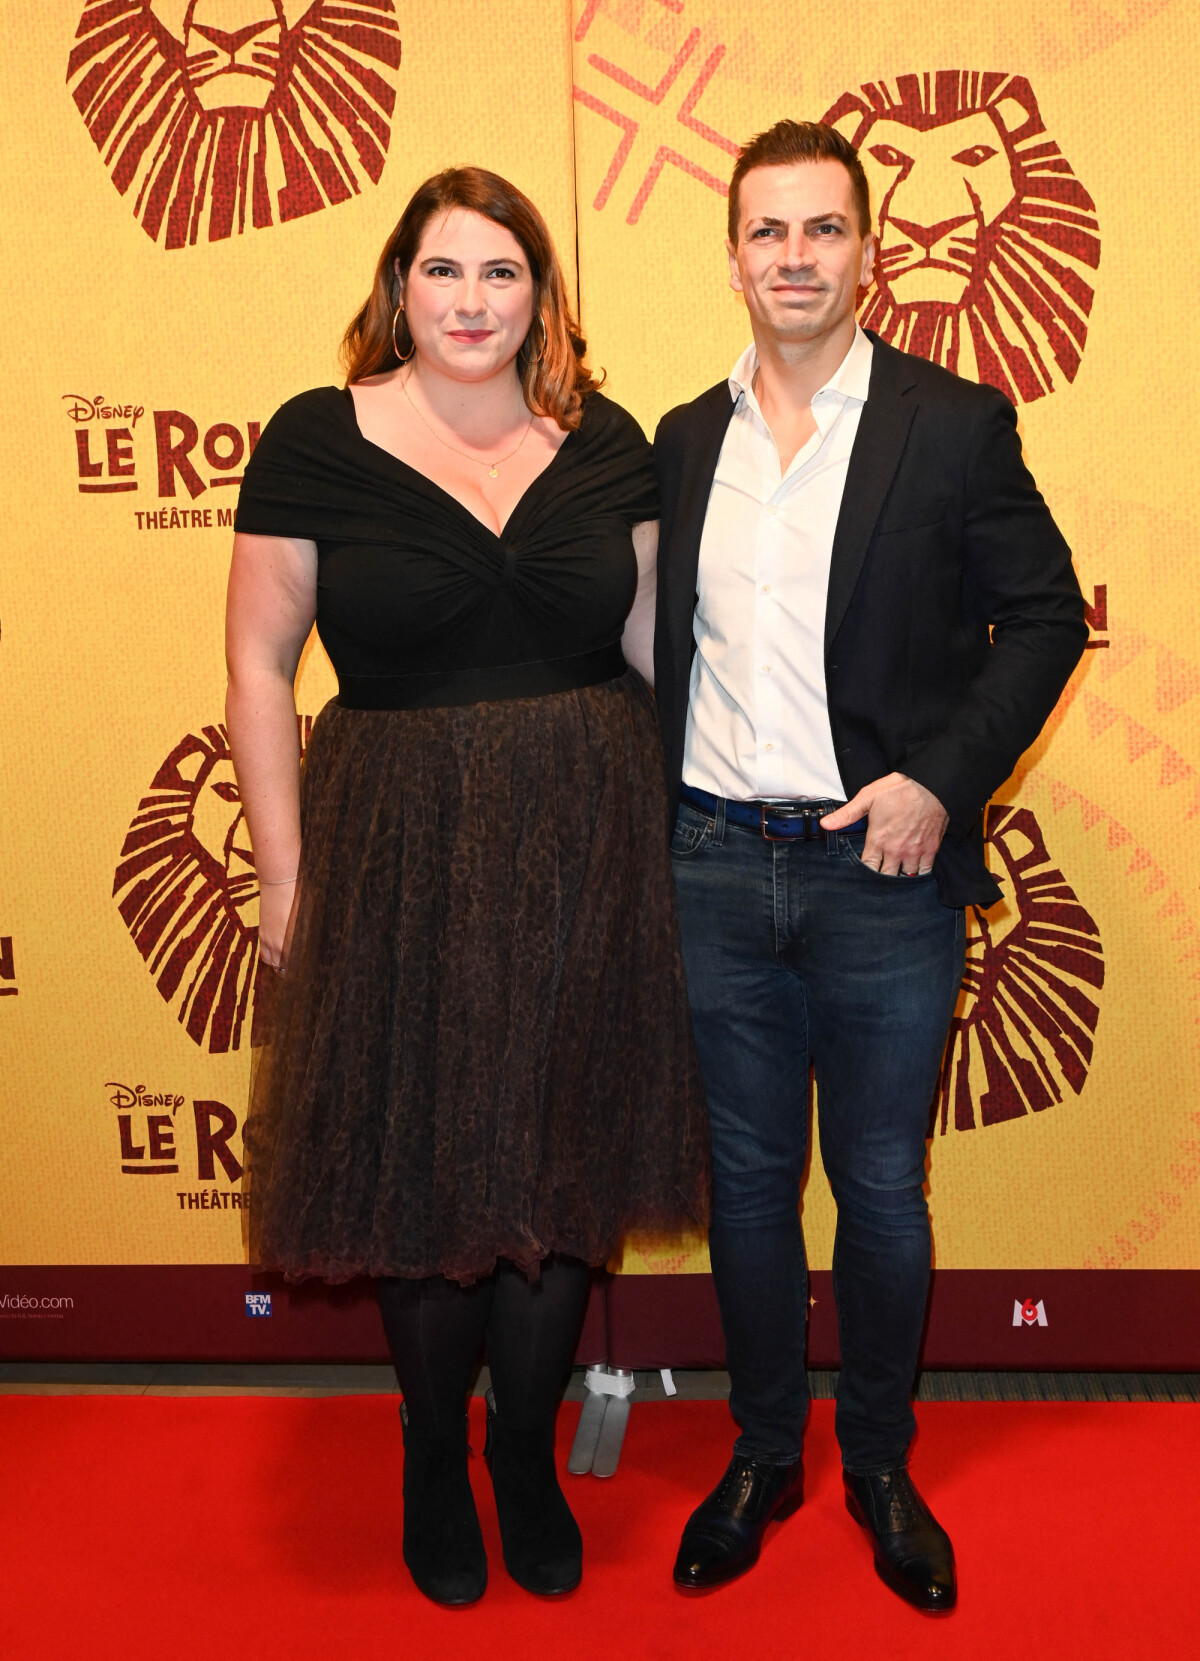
[0, 1363, 1198, 1401]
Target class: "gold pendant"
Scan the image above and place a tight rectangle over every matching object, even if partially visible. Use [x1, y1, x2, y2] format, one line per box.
[488, 465, 498, 478]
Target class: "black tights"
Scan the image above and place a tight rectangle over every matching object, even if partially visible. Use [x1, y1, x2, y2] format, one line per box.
[377, 1256, 591, 1437]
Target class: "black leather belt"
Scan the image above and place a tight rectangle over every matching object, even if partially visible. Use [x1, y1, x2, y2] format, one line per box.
[680, 783, 868, 842]
[338, 644, 626, 710]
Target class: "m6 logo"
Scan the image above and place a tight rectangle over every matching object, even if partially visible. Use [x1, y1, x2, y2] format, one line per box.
[1013, 1298, 1048, 1328]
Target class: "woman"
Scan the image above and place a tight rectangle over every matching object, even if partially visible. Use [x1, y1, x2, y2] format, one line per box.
[225, 168, 708, 1606]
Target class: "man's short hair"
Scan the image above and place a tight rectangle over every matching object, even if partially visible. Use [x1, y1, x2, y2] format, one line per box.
[727, 120, 872, 242]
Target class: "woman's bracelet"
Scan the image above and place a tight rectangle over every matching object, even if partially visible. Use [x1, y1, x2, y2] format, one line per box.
[259, 874, 298, 886]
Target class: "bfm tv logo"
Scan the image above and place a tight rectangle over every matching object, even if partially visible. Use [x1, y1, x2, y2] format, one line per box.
[63, 393, 260, 528]
[1013, 1298, 1048, 1328]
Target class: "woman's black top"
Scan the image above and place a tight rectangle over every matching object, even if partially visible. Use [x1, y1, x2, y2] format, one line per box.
[235, 387, 658, 706]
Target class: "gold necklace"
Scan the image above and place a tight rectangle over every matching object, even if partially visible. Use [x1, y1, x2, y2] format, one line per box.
[400, 370, 535, 478]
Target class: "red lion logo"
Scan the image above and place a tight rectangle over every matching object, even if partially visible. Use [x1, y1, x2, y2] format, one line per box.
[823, 72, 1100, 403]
[113, 720, 310, 1051]
[935, 804, 1105, 1132]
[68, 1, 401, 249]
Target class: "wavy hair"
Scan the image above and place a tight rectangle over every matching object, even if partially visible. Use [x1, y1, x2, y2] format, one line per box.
[341, 167, 601, 430]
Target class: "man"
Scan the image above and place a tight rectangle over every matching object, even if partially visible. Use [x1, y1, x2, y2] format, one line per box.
[654, 120, 1086, 1611]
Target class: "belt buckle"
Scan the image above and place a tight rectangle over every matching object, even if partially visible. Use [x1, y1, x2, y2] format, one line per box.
[760, 804, 818, 843]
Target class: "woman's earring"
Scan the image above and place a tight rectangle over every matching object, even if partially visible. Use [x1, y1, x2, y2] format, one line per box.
[392, 304, 416, 365]
[528, 314, 548, 360]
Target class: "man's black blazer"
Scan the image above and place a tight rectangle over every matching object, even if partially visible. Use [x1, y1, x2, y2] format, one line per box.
[652, 332, 1088, 908]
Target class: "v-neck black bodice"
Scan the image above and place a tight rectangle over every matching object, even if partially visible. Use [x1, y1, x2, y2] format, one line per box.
[235, 387, 658, 696]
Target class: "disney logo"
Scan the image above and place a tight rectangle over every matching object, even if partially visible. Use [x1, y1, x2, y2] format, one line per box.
[105, 1081, 185, 1110]
[63, 393, 145, 427]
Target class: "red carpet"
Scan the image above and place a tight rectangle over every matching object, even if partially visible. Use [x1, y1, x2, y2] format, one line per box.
[2, 1394, 1195, 1660]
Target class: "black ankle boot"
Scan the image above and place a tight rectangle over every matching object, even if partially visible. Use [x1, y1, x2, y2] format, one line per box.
[400, 1405, 487, 1606]
[484, 1390, 582, 1595]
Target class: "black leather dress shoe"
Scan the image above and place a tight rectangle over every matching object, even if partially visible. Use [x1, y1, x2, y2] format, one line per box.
[673, 1454, 803, 1590]
[843, 1467, 956, 1613]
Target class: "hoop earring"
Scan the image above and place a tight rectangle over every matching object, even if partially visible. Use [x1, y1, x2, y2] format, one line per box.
[392, 304, 416, 365]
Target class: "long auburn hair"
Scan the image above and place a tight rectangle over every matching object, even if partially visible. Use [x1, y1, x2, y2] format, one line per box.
[341, 167, 602, 431]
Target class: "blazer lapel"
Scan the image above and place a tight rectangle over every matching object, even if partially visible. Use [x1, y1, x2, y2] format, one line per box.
[825, 337, 918, 650]
[665, 383, 736, 660]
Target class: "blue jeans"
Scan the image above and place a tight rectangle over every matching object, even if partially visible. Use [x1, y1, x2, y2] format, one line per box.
[671, 799, 965, 1472]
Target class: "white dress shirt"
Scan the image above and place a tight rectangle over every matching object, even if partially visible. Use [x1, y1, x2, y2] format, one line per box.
[682, 325, 874, 802]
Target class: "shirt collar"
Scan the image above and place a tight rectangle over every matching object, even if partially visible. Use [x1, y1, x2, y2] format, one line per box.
[728, 324, 874, 413]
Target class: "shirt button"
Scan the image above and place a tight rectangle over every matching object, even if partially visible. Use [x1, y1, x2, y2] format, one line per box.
[765, 742, 775, 752]
[762, 584, 771, 594]
[762, 664, 772, 674]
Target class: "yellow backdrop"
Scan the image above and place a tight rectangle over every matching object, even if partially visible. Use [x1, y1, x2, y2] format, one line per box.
[3, 0, 1198, 1279]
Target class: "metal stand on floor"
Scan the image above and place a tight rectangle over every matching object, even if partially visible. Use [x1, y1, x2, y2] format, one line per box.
[568, 1366, 676, 1477]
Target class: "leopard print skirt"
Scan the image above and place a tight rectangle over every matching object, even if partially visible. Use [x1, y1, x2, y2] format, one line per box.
[244, 669, 710, 1283]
